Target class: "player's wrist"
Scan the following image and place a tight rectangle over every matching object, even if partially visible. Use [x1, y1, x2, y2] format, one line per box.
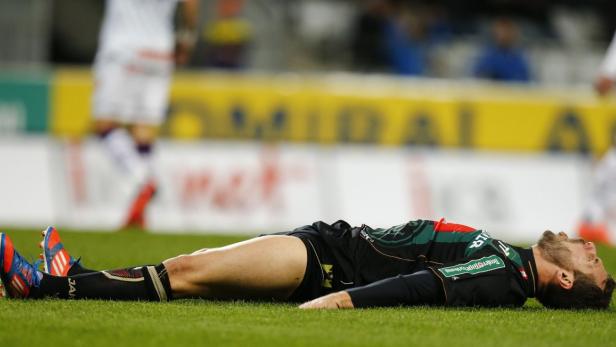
[337, 291, 355, 309]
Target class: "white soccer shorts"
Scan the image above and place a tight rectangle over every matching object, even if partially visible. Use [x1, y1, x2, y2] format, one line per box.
[92, 50, 173, 126]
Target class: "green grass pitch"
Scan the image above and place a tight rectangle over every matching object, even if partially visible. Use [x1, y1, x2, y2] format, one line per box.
[0, 229, 615, 347]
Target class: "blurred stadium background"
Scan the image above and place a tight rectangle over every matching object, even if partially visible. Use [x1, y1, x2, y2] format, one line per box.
[2, 0, 616, 242]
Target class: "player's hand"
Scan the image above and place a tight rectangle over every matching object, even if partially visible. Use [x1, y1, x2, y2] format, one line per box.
[298, 291, 354, 310]
[595, 76, 614, 96]
[175, 41, 194, 66]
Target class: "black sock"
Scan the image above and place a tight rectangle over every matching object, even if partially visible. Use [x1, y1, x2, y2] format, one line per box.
[143, 263, 173, 301]
[30, 263, 173, 301]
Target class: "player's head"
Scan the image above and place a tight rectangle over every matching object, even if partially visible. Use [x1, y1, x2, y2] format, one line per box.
[535, 230, 614, 309]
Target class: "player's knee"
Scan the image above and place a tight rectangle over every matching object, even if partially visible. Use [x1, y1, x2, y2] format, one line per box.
[165, 253, 214, 282]
[163, 254, 193, 277]
[94, 119, 119, 138]
[130, 124, 158, 145]
[163, 253, 216, 296]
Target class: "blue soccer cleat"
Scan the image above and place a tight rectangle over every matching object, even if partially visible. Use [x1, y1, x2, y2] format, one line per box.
[40, 227, 76, 277]
[0, 233, 41, 298]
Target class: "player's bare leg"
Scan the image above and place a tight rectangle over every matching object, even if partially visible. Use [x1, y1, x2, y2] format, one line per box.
[165, 235, 307, 300]
[130, 123, 158, 147]
[3, 232, 307, 302]
[190, 248, 210, 254]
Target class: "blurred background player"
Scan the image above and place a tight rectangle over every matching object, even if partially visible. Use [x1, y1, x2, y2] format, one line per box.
[193, 0, 250, 69]
[472, 17, 531, 82]
[578, 30, 616, 245]
[92, 0, 199, 229]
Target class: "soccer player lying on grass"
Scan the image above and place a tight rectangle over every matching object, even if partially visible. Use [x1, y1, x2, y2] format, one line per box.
[0, 219, 614, 309]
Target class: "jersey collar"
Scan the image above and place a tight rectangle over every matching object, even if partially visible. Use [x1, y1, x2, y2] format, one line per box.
[517, 247, 539, 297]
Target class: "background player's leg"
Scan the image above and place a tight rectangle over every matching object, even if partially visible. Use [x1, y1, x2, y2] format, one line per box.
[123, 123, 158, 228]
[164, 235, 307, 300]
[130, 123, 157, 174]
[92, 55, 150, 185]
[122, 60, 170, 228]
[95, 120, 149, 183]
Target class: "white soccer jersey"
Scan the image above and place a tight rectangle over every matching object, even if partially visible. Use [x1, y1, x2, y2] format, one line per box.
[98, 0, 182, 54]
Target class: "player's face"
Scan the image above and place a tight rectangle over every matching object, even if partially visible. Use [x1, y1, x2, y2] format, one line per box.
[558, 232, 609, 290]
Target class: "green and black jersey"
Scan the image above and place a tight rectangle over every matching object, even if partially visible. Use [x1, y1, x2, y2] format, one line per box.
[285, 219, 538, 308]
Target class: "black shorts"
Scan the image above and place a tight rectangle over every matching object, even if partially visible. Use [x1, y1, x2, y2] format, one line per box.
[270, 220, 418, 302]
[270, 226, 340, 302]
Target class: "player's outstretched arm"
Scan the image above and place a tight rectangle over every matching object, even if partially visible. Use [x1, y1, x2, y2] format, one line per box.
[300, 270, 442, 309]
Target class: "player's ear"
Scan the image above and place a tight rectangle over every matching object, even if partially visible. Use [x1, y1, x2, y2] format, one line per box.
[557, 269, 574, 290]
